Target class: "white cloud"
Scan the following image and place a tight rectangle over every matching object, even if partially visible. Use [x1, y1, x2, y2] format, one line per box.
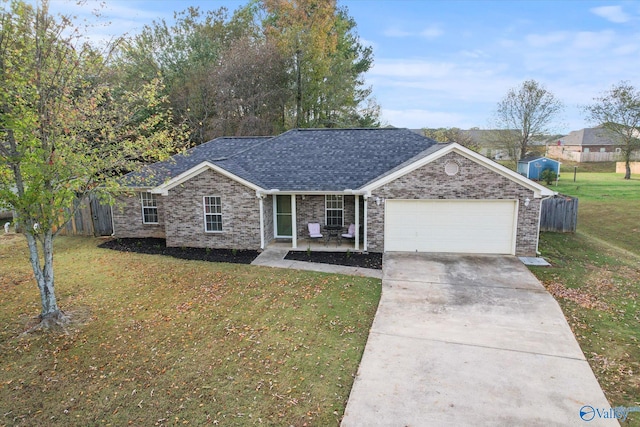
[359, 37, 378, 52]
[498, 38, 517, 48]
[381, 109, 468, 129]
[371, 60, 455, 78]
[383, 24, 443, 40]
[420, 25, 443, 39]
[590, 5, 630, 23]
[42, 0, 172, 44]
[525, 31, 568, 48]
[572, 30, 615, 50]
[613, 43, 639, 55]
[460, 49, 487, 59]
[383, 27, 412, 37]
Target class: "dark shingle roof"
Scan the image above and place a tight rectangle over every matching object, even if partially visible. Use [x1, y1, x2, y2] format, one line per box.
[560, 127, 619, 146]
[125, 128, 439, 191]
[124, 136, 272, 188]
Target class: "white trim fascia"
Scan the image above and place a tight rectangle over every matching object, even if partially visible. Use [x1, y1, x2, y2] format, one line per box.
[151, 161, 263, 195]
[258, 189, 368, 196]
[361, 143, 556, 198]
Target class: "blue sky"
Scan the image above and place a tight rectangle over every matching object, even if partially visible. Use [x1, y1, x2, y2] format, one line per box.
[45, 0, 640, 134]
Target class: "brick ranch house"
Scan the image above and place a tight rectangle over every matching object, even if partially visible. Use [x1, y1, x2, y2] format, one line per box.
[546, 126, 640, 162]
[112, 128, 555, 256]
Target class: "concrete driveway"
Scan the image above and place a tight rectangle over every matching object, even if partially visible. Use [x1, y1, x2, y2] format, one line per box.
[341, 253, 618, 426]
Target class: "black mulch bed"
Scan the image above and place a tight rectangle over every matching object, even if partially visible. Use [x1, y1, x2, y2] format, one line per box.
[285, 251, 383, 270]
[99, 238, 259, 265]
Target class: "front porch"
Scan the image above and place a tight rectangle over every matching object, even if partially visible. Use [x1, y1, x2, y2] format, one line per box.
[260, 193, 368, 252]
[266, 237, 366, 253]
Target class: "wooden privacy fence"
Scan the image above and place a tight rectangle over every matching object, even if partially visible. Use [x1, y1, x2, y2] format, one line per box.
[56, 194, 113, 237]
[540, 194, 578, 233]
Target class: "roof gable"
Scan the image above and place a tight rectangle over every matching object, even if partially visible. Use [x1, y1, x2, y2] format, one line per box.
[123, 136, 272, 188]
[362, 143, 555, 198]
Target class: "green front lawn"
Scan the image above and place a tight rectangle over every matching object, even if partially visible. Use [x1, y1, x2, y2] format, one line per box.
[0, 235, 381, 426]
[531, 171, 640, 422]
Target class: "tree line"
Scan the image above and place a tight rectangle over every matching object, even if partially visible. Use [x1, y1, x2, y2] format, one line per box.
[116, 0, 379, 146]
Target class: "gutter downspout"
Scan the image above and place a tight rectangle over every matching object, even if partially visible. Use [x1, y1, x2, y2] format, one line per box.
[291, 195, 297, 249]
[354, 195, 360, 251]
[258, 193, 265, 250]
[363, 195, 368, 252]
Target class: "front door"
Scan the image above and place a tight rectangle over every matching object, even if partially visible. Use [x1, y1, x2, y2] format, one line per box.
[275, 195, 292, 238]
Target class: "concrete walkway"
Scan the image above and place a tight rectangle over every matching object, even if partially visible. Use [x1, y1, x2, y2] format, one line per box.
[251, 247, 382, 279]
[341, 253, 618, 426]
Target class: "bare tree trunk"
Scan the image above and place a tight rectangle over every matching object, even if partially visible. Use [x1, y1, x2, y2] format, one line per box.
[25, 230, 63, 323]
[625, 158, 631, 179]
[295, 46, 302, 128]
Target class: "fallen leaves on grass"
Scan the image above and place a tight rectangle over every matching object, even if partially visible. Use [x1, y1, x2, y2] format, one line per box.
[0, 236, 381, 426]
[543, 281, 609, 311]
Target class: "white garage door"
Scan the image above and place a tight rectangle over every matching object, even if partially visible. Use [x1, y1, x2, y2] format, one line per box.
[385, 199, 518, 254]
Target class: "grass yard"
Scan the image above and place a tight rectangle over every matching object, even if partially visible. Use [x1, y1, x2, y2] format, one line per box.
[0, 235, 381, 426]
[549, 172, 640, 255]
[559, 160, 617, 174]
[531, 170, 640, 423]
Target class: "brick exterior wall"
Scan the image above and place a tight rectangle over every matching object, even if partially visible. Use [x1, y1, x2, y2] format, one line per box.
[163, 169, 261, 250]
[113, 152, 541, 255]
[366, 152, 540, 256]
[112, 191, 166, 238]
[294, 195, 363, 238]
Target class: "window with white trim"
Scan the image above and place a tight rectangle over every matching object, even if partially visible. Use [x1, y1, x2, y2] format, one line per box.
[325, 195, 343, 227]
[204, 196, 222, 232]
[141, 192, 158, 224]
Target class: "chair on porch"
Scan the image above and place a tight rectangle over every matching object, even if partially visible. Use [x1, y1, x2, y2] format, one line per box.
[341, 223, 356, 241]
[307, 222, 323, 241]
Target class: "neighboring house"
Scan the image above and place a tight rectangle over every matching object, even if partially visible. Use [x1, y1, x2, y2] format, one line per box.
[547, 127, 637, 162]
[517, 156, 561, 181]
[460, 129, 522, 160]
[112, 128, 555, 256]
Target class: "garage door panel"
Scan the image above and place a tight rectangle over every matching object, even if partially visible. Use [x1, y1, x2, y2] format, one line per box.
[385, 200, 517, 254]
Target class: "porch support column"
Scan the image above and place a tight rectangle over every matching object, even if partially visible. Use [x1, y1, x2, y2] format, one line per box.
[363, 196, 368, 252]
[354, 195, 360, 251]
[291, 194, 297, 249]
[258, 194, 265, 250]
